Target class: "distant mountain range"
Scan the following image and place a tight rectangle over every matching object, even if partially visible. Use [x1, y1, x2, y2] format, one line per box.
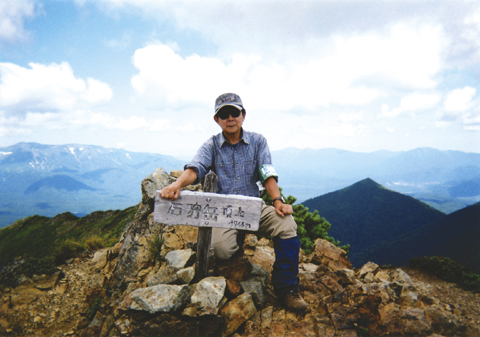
[1, 142, 480, 228]
[0, 142, 185, 227]
[302, 178, 480, 273]
[272, 147, 480, 213]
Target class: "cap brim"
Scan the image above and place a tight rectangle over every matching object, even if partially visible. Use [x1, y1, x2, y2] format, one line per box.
[215, 104, 243, 114]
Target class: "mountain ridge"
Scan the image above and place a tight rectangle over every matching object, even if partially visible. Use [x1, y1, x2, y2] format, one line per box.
[302, 178, 447, 267]
[0, 142, 185, 227]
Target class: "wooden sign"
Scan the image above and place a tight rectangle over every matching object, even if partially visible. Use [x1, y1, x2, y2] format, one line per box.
[154, 190, 262, 231]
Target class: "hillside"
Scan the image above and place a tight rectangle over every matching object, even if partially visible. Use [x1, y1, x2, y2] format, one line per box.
[0, 206, 138, 269]
[1, 168, 479, 337]
[273, 147, 480, 213]
[0, 142, 184, 227]
[302, 178, 446, 267]
[355, 201, 480, 273]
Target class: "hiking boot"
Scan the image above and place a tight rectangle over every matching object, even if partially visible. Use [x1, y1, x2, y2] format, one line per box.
[279, 290, 308, 311]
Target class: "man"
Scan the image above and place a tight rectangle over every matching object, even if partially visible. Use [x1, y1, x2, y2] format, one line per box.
[159, 93, 307, 311]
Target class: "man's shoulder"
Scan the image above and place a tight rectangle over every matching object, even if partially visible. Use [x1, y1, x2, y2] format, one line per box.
[243, 130, 266, 142]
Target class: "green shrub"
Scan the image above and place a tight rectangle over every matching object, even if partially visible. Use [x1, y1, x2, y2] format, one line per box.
[54, 239, 84, 265]
[409, 256, 480, 293]
[148, 235, 164, 261]
[0, 257, 57, 287]
[17, 257, 57, 278]
[262, 188, 349, 254]
[87, 297, 103, 319]
[84, 236, 105, 252]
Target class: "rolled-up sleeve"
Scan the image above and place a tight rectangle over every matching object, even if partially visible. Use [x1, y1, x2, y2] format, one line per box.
[184, 137, 215, 184]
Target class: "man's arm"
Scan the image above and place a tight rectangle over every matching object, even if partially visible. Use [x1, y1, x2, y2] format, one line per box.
[264, 176, 293, 218]
[159, 168, 198, 200]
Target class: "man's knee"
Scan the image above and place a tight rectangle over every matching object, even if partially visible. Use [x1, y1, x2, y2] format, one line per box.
[211, 228, 240, 260]
[212, 241, 237, 260]
[277, 215, 298, 239]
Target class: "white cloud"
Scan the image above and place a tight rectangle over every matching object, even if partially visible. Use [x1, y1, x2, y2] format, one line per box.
[0, 62, 113, 115]
[443, 86, 476, 112]
[0, 0, 36, 41]
[131, 22, 444, 114]
[114, 115, 148, 131]
[378, 93, 440, 119]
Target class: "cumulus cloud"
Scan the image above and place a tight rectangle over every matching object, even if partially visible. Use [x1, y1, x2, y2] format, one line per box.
[443, 86, 476, 112]
[131, 21, 444, 114]
[0, 0, 36, 41]
[379, 93, 441, 119]
[0, 62, 113, 115]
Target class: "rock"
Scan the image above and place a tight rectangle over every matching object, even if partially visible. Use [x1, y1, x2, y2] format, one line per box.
[146, 265, 178, 286]
[191, 277, 227, 315]
[375, 270, 391, 282]
[336, 268, 356, 286]
[127, 284, 190, 314]
[392, 268, 413, 284]
[307, 239, 351, 271]
[225, 279, 242, 298]
[90, 248, 110, 271]
[220, 293, 257, 336]
[261, 306, 273, 329]
[358, 261, 380, 279]
[400, 284, 419, 307]
[165, 249, 195, 269]
[241, 276, 266, 307]
[216, 258, 253, 282]
[176, 267, 195, 284]
[248, 246, 275, 273]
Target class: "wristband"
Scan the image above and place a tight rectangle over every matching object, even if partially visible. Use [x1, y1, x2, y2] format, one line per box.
[258, 164, 278, 184]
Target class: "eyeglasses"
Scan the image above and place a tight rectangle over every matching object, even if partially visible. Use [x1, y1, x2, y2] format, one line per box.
[215, 106, 242, 120]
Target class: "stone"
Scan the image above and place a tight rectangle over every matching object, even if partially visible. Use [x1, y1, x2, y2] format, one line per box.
[261, 306, 273, 329]
[216, 258, 253, 281]
[225, 279, 242, 298]
[127, 284, 190, 314]
[220, 293, 257, 336]
[308, 239, 351, 271]
[391, 268, 413, 284]
[165, 249, 195, 269]
[176, 267, 195, 284]
[90, 248, 109, 271]
[244, 234, 258, 249]
[248, 245, 275, 273]
[146, 265, 178, 286]
[336, 268, 356, 286]
[241, 277, 266, 307]
[358, 261, 380, 279]
[319, 275, 343, 293]
[375, 270, 391, 282]
[191, 277, 227, 315]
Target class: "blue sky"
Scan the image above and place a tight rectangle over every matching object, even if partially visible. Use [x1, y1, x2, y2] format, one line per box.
[1, 0, 480, 158]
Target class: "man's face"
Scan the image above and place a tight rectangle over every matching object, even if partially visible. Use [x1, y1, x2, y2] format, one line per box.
[214, 106, 245, 136]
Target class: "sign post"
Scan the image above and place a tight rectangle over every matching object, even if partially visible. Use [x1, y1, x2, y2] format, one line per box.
[154, 171, 262, 280]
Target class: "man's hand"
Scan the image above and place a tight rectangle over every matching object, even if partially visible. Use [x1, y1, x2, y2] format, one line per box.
[274, 201, 293, 218]
[159, 183, 182, 200]
[159, 168, 198, 200]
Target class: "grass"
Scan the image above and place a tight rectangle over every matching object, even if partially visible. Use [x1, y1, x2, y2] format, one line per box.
[0, 205, 138, 270]
[409, 256, 480, 293]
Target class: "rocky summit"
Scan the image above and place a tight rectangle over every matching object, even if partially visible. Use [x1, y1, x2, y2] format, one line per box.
[1, 167, 480, 337]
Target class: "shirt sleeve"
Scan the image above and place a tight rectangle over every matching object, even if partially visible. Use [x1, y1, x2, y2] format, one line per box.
[256, 135, 278, 183]
[184, 137, 215, 185]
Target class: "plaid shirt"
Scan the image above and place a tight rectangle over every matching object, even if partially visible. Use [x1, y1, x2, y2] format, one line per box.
[184, 129, 274, 197]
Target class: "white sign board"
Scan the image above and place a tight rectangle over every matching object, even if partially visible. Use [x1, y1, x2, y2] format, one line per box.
[154, 191, 263, 231]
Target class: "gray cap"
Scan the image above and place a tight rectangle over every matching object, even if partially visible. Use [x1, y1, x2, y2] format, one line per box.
[214, 93, 244, 114]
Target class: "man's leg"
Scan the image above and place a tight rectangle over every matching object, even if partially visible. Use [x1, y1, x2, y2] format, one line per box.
[211, 228, 244, 260]
[259, 204, 307, 310]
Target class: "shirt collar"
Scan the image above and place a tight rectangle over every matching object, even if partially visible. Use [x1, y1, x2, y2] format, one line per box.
[219, 128, 250, 147]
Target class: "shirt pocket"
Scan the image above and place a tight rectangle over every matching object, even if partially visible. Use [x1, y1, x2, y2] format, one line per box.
[243, 160, 257, 181]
